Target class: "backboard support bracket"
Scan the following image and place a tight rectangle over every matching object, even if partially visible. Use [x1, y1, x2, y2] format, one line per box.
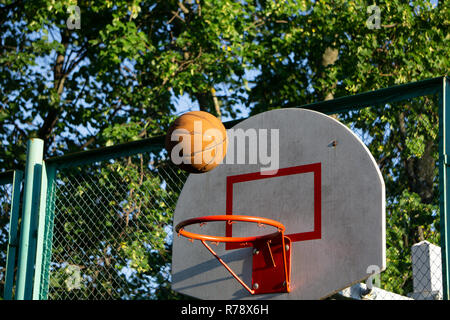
[252, 235, 291, 294]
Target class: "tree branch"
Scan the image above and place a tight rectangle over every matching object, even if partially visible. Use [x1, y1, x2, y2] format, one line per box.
[178, 1, 190, 14]
[38, 30, 70, 144]
[169, 10, 184, 23]
[211, 87, 221, 117]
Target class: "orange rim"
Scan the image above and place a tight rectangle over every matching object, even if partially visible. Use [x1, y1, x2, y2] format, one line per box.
[175, 215, 285, 244]
[175, 215, 288, 295]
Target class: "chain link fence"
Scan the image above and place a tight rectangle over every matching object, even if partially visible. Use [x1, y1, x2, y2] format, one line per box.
[47, 153, 187, 299]
[45, 150, 443, 300]
[337, 96, 442, 300]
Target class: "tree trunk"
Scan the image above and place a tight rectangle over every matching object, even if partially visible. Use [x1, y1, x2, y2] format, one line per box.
[195, 88, 221, 118]
[38, 29, 69, 150]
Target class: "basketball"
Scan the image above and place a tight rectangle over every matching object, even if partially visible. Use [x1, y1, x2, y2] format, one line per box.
[165, 111, 228, 173]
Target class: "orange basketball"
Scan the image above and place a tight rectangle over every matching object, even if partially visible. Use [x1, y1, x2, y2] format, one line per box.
[165, 111, 228, 173]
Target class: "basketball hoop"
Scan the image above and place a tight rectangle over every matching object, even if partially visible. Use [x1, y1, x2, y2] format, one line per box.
[175, 215, 291, 295]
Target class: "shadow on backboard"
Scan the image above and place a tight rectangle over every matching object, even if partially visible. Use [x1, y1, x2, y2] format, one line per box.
[172, 247, 253, 297]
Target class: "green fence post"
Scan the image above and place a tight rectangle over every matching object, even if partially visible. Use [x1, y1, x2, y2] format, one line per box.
[32, 161, 56, 300]
[3, 170, 23, 300]
[439, 77, 450, 300]
[15, 138, 44, 300]
[36, 163, 57, 300]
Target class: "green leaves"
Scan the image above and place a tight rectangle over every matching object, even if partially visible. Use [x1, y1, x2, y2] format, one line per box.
[1, 0, 448, 299]
[121, 240, 152, 274]
[405, 134, 425, 158]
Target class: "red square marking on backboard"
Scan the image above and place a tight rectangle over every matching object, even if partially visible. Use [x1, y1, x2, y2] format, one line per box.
[226, 163, 322, 250]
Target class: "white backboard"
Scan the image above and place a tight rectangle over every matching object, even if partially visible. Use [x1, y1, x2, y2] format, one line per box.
[172, 108, 385, 300]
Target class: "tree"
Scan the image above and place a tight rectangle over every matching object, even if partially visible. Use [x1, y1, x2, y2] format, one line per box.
[244, 0, 448, 295]
[0, 0, 449, 298]
[0, 0, 262, 298]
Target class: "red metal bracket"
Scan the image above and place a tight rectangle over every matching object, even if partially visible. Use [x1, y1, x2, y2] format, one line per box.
[251, 235, 291, 294]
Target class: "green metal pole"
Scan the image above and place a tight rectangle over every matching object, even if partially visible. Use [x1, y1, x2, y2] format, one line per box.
[3, 170, 23, 300]
[36, 163, 57, 300]
[32, 161, 52, 300]
[439, 77, 450, 300]
[15, 138, 44, 300]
